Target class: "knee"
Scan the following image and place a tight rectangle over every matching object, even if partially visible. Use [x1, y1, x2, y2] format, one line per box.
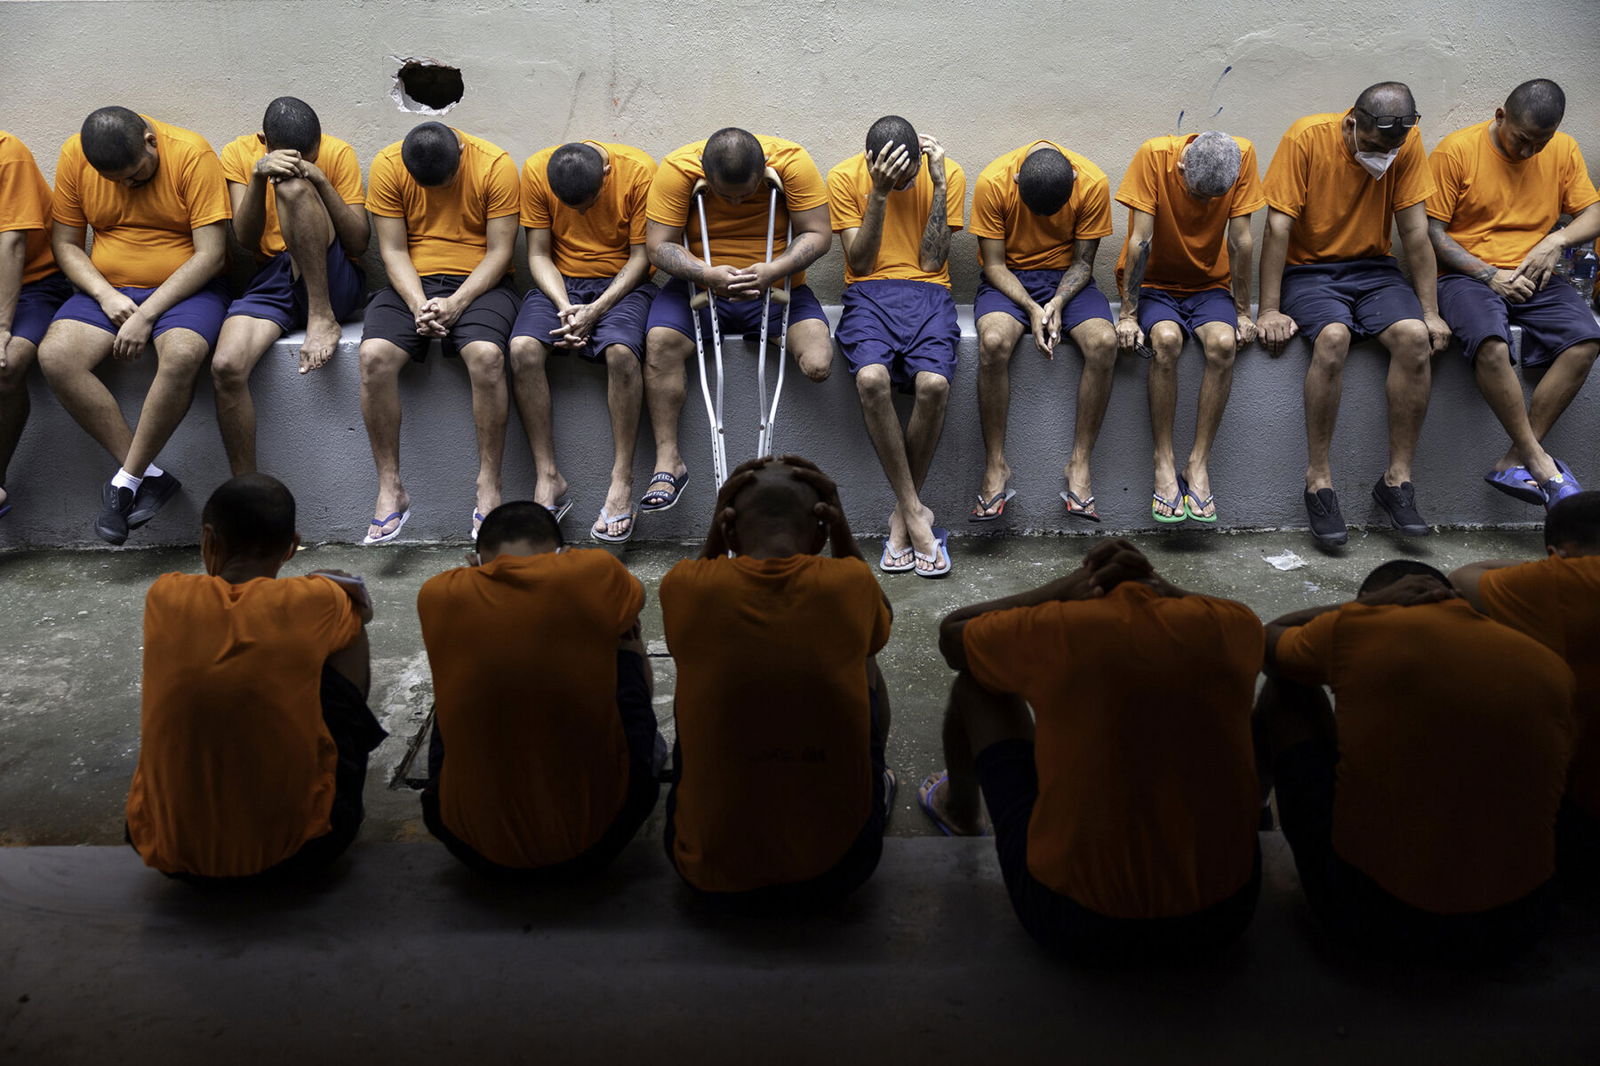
[604, 345, 641, 380]
[1081, 324, 1117, 370]
[1148, 322, 1183, 356]
[461, 344, 506, 385]
[210, 351, 251, 392]
[1560, 341, 1599, 373]
[1390, 319, 1431, 360]
[914, 372, 950, 407]
[798, 343, 833, 383]
[271, 176, 315, 208]
[508, 337, 546, 375]
[978, 331, 1013, 369]
[1309, 325, 1351, 372]
[644, 331, 689, 373]
[855, 365, 891, 403]
[1202, 337, 1237, 371]
[156, 339, 209, 378]
[359, 341, 404, 382]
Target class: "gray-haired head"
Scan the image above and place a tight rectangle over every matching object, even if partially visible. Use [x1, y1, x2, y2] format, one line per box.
[1182, 132, 1241, 199]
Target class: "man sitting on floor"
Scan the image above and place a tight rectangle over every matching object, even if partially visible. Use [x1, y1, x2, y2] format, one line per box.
[827, 115, 965, 576]
[1258, 560, 1573, 961]
[923, 539, 1264, 960]
[1452, 491, 1600, 884]
[417, 500, 660, 878]
[211, 96, 370, 476]
[660, 455, 893, 909]
[125, 474, 385, 883]
[40, 107, 231, 544]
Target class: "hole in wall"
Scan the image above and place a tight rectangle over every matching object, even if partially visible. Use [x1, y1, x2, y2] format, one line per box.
[390, 58, 464, 115]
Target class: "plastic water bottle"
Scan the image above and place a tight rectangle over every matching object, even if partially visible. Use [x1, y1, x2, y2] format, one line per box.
[1572, 245, 1598, 298]
[1554, 244, 1575, 287]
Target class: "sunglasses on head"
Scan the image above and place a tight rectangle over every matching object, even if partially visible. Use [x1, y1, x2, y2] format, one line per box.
[1355, 107, 1420, 131]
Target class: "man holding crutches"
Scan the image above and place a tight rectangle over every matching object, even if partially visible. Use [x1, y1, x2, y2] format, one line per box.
[639, 128, 833, 511]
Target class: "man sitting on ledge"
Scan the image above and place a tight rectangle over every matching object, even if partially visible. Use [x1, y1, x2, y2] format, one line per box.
[125, 474, 385, 883]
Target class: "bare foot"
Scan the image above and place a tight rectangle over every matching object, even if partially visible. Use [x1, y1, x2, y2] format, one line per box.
[368, 486, 410, 540]
[533, 471, 569, 510]
[898, 502, 938, 574]
[1063, 459, 1094, 508]
[300, 315, 342, 373]
[594, 477, 634, 538]
[1181, 461, 1216, 519]
[977, 461, 1012, 504]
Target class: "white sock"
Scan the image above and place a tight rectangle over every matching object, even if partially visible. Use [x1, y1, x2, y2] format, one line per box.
[111, 468, 142, 493]
[142, 463, 164, 479]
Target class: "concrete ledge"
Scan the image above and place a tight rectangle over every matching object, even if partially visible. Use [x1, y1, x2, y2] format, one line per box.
[4, 307, 1596, 548]
[2, 837, 1595, 1064]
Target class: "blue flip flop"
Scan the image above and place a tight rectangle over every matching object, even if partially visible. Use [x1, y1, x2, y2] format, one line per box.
[915, 526, 952, 579]
[363, 508, 411, 546]
[547, 496, 574, 523]
[1484, 466, 1544, 506]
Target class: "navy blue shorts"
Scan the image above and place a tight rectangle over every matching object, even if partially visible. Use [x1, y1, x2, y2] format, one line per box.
[53, 278, 231, 349]
[361, 275, 520, 362]
[976, 737, 1259, 961]
[511, 275, 658, 362]
[974, 268, 1114, 334]
[1437, 273, 1600, 368]
[646, 278, 827, 341]
[1280, 256, 1424, 343]
[225, 242, 367, 334]
[836, 279, 959, 386]
[10, 272, 72, 347]
[1135, 286, 1237, 339]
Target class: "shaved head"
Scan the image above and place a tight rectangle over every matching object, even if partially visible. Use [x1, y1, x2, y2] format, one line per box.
[80, 106, 149, 173]
[730, 463, 823, 547]
[1505, 79, 1565, 130]
[703, 127, 764, 188]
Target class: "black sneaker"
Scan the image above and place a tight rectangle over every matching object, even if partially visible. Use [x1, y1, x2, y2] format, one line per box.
[1372, 477, 1429, 536]
[95, 481, 135, 545]
[128, 471, 182, 529]
[1303, 487, 1347, 546]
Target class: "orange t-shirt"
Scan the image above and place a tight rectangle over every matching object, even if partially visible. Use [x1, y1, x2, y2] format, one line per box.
[968, 141, 1113, 271]
[661, 554, 892, 893]
[0, 131, 58, 285]
[125, 574, 362, 877]
[646, 135, 829, 286]
[52, 116, 231, 289]
[219, 132, 365, 258]
[417, 550, 646, 869]
[963, 584, 1263, 919]
[826, 151, 967, 286]
[520, 141, 655, 278]
[1274, 600, 1573, 913]
[1262, 112, 1433, 266]
[1114, 134, 1266, 295]
[366, 129, 519, 277]
[1426, 121, 1600, 271]
[1478, 555, 1600, 819]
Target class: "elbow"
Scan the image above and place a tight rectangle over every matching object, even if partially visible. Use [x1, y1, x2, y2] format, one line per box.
[343, 232, 371, 257]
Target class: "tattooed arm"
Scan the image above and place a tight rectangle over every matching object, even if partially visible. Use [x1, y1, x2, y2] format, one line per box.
[1427, 216, 1534, 304]
[1116, 210, 1153, 351]
[917, 136, 951, 273]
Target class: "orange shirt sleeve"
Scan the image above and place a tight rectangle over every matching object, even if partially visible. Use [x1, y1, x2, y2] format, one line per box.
[1477, 563, 1566, 654]
[969, 170, 1008, 241]
[1390, 131, 1433, 211]
[218, 137, 251, 188]
[826, 158, 866, 232]
[1075, 172, 1114, 240]
[945, 160, 967, 230]
[600, 553, 647, 634]
[365, 152, 404, 219]
[1231, 141, 1266, 216]
[777, 145, 828, 213]
[1114, 141, 1161, 215]
[646, 154, 694, 229]
[1558, 138, 1600, 216]
[624, 158, 654, 245]
[962, 606, 1044, 695]
[1262, 126, 1309, 220]
[52, 140, 87, 228]
[327, 141, 365, 206]
[1424, 137, 1466, 223]
[520, 153, 552, 230]
[1272, 610, 1338, 687]
[485, 152, 520, 219]
[0, 155, 49, 233]
[177, 143, 231, 228]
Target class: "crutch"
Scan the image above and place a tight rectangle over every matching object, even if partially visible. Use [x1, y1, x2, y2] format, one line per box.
[686, 168, 792, 485]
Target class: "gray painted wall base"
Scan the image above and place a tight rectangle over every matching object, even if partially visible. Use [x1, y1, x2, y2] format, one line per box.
[3, 307, 1593, 549]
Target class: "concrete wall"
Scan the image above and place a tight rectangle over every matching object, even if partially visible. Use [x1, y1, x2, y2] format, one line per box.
[1, 0, 1597, 547]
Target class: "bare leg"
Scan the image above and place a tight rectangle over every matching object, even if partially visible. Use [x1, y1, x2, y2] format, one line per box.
[211, 315, 286, 476]
[1303, 323, 1351, 491]
[121, 327, 209, 476]
[508, 336, 567, 508]
[856, 363, 935, 567]
[358, 337, 411, 534]
[598, 342, 642, 537]
[36, 319, 129, 463]
[975, 311, 1023, 505]
[1473, 339, 1558, 483]
[1377, 318, 1433, 486]
[459, 340, 508, 519]
[272, 177, 342, 368]
[0, 338, 39, 504]
[926, 670, 1034, 835]
[787, 316, 834, 383]
[1522, 340, 1598, 450]
[1146, 320, 1184, 515]
[643, 325, 691, 482]
[1183, 321, 1239, 515]
[903, 370, 950, 494]
[1065, 317, 1117, 500]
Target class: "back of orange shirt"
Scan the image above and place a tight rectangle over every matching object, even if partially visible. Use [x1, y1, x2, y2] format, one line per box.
[126, 574, 361, 877]
[963, 584, 1263, 920]
[366, 129, 519, 277]
[661, 555, 891, 892]
[52, 116, 231, 288]
[521, 141, 655, 278]
[417, 550, 645, 869]
[646, 135, 829, 285]
[1114, 134, 1266, 295]
[1274, 600, 1573, 912]
[219, 133, 365, 258]
[1478, 555, 1600, 820]
[826, 151, 966, 286]
[968, 142, 1113, 272]
[1427, 121, 1599, 271]
[0, 131, 58, 285]
[1262, 112, 1433, 266]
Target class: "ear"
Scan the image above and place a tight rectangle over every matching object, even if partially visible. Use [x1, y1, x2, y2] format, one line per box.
[601, 163, 612, 176]
[1493, 106, 1506, 125]
[200, 524, 221, 575]
[255, 131, 268, 147]
[282, 532, 302, 566]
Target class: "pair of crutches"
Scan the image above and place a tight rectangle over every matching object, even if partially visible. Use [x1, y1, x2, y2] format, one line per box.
[684, 167, 792, 486]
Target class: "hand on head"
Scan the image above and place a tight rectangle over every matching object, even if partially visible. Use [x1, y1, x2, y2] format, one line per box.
[1081, 538, 1158, 596]
[1355, 573, 1457, 608]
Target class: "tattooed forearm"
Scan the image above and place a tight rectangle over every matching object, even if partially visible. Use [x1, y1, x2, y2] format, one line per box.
[1427, 218, 1494, 281]
[650, 240, 706, 284]
[1054, 238, 1098, 303]
[1121, 238, 1150, 318]
[919, 178, 950, 271]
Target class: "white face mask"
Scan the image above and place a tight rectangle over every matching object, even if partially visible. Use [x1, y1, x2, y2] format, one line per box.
[1354, 147, 1400, 180]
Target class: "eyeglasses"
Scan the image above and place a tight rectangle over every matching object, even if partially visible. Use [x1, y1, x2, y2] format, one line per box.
[1355, 107, 1420, 131]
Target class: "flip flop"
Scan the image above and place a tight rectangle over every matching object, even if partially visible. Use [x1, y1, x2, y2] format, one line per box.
[1555, 458, 1582, 490]
[1541, 473, 1582, 509]
[969, 488, 1016, 522]
[470, 509, 486, 541]
[1484, 466, 1544, 506]
[1151, 485, 1187, 524]
[880, 537, 915, 573]
[915, 526, 952, 579]
[1060, 488, 1101, 523]
[547, 496, 574, 523]
[918, 770, 989, 837]
[1178, 473, 1218, 524]
[638, 470, 688, 512]
[362, 508, 411, 546]
[593, 508, 635, 543]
